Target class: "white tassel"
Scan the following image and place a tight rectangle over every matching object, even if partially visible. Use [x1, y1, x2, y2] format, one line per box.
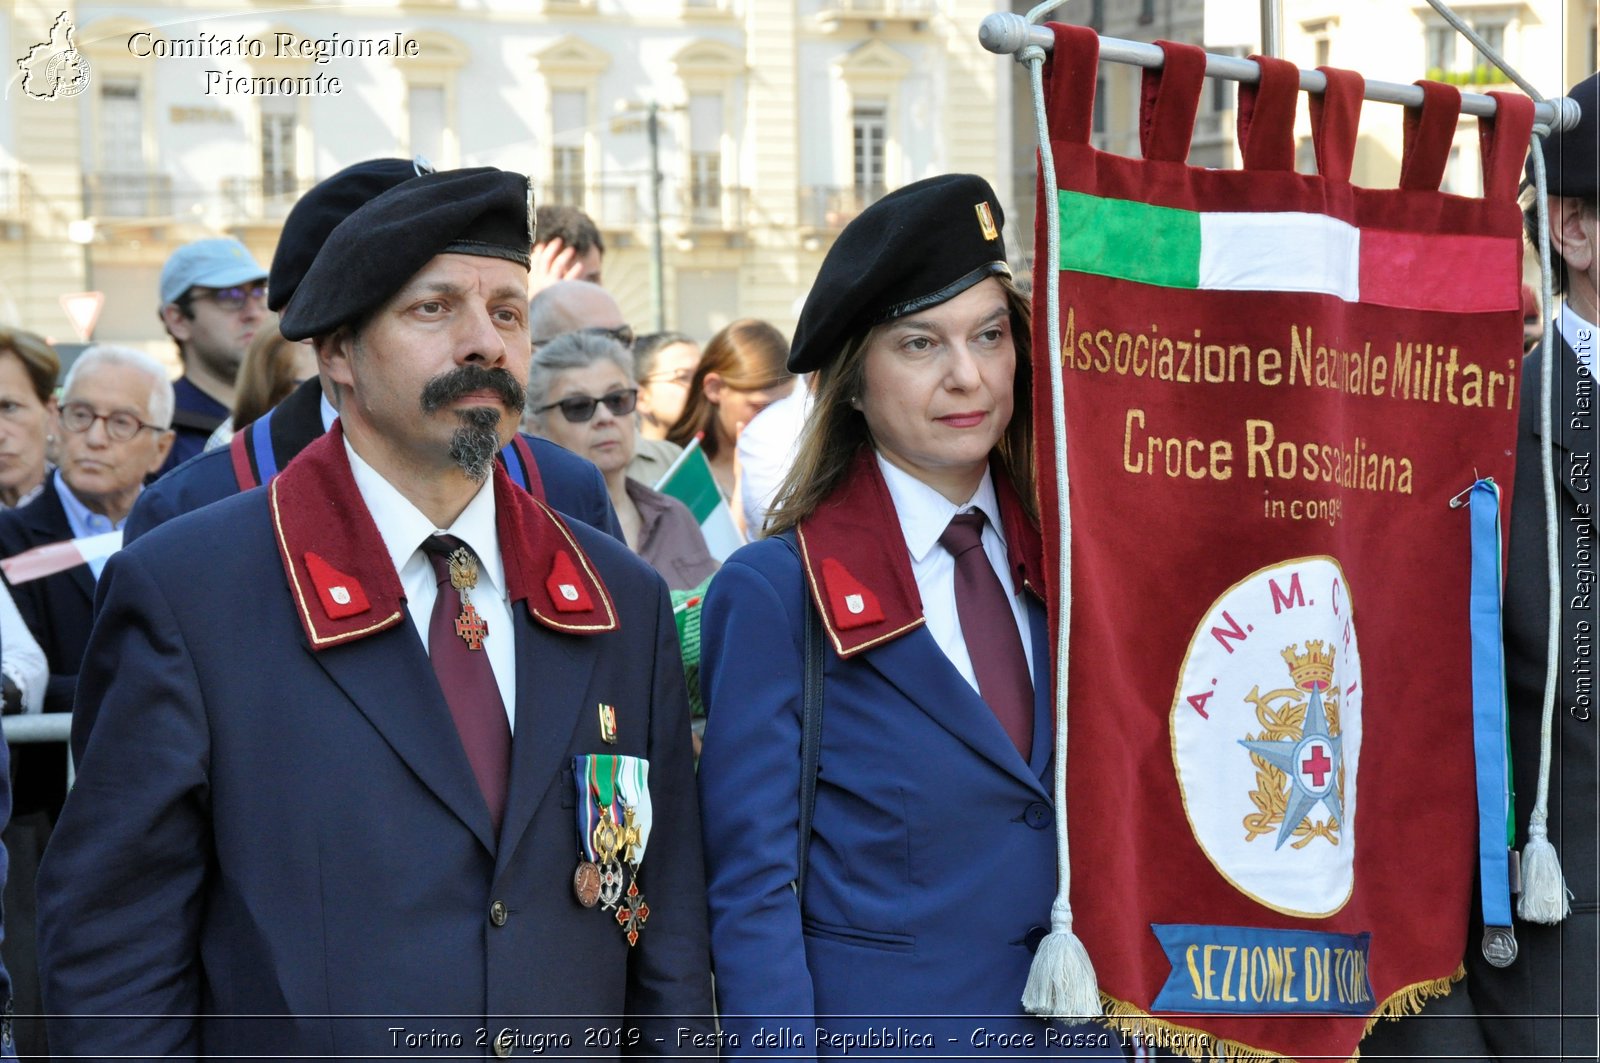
[1022, 902, 1101, 1020]
[1517, 818, 1570, 924]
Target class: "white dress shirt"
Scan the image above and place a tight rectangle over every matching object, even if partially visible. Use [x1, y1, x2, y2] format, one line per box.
[876, 454, 1034, 696]
[345, 440, 517, 728]
[0, 580, 47, 713]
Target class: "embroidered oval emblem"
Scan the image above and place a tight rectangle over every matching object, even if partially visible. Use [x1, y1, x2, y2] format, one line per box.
[1170, 556, 1363, 918]
[560, 584, 579, 602]
[844, 593, 864, 615]
[330, 586, 351, 606]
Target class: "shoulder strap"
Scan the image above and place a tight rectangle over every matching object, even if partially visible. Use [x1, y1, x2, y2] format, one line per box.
[229, 427, 257, 491]
[797, 597, 825, 909]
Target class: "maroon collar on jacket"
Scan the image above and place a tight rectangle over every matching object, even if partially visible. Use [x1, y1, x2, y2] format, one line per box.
[795, 448, 1046, 658]
[270, 424, 617, 651]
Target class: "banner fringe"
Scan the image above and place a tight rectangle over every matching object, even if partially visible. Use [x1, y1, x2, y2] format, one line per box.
[1099, 968, 1465, 1063]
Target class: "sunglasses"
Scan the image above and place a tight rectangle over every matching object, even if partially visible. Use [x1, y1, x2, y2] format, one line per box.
[535, 388, 639, 424]
[193, 283, 268, 312]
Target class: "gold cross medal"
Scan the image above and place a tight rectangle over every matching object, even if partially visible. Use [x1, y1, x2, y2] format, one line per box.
[448, 547, 488, 650]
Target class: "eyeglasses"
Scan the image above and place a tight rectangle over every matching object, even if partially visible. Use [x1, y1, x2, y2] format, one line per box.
[192, 283, 268, 312]
[641, 367, 694, 388]
[535, 388, 639, 424]
[59, 401, 167, 442]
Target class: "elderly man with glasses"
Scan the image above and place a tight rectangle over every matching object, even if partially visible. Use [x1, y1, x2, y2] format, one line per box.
[155, 236, 269, 476]
[0, 344, 174, 713]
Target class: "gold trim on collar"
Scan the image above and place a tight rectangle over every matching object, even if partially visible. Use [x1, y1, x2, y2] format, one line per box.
[527, 497, 619, 633]
[796, 524, 924, 658]
[271, 478, 404, 648]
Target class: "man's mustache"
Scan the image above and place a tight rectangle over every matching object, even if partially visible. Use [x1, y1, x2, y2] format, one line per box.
[420, 365, 526, 413]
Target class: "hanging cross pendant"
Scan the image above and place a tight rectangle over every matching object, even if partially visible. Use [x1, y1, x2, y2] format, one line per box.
[455, 601, 489, 650]
[614, 876, 649, 946]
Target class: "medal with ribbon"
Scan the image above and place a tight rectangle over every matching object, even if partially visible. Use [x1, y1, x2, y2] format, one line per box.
[614, 756, 652, 946]
[572, 754, 653, 944]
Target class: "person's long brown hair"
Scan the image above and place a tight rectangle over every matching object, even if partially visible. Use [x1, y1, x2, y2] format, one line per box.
[764, 276, 1035, 536]
[665, 318, 791, 460]
[232, 325, 305, 430]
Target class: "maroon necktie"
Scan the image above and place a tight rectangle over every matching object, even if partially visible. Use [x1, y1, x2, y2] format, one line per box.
[939, 512, 1033, 761]
[423, 534, 511, 833]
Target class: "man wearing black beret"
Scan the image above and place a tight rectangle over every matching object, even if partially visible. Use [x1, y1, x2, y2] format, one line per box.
[123, 158, 622, 565]
[37, 166, 715, 1058]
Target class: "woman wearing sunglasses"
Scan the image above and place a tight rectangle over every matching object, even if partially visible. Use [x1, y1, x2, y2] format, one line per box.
[526, 330, 718, 591]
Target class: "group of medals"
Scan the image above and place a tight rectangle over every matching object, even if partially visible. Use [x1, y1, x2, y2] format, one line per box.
[573, 744, 653, 947]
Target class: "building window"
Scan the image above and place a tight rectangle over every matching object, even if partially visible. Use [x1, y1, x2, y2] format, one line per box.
[98, 78, 146, 216]
[409, 85, 445, 168]
[688, 92, 723, 222]
[1093, 76, 1107, 135]
[260, 96, 297, 200]
[1426, 26, 1455, 73]
[551, 89, 587, 207]
[852, 101, 887, 207]
[1470, 21, 1505, 74]
[1089, 0, 1104, 32]
[1315, 37, 1331, 68]
[1138, 0, 1155, 24]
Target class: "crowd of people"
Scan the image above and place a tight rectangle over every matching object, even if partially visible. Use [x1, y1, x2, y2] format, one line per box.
[0, 69, 1587, 1062]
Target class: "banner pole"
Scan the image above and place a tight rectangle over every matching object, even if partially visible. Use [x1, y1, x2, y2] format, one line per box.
[978, 15, 1580, 134]
[1258, 0, 1282, 59]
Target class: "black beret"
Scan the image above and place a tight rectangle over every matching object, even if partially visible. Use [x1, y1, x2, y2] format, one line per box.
[278, 168, 534, 341]
[268, 157, 431, 312]
[1527, 72, 1598, 200]
[788, 173, 1010, 373]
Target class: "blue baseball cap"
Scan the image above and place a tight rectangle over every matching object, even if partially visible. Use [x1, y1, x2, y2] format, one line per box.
[159, 237, 268, 307]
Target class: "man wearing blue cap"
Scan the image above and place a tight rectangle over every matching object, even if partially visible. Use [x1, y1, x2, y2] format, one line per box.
[156, 236, 269, 476]
[38, 167, 713, 1057]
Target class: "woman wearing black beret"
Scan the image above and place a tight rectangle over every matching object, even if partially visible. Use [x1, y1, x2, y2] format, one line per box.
[698, 175, 1106, 1056]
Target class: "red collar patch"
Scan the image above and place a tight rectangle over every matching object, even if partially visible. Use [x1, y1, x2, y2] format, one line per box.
[545, 549, 596, 613]
[304, 551, 371, 620]
[271, 425, 617, 651]
[796, 448, 1047, 658]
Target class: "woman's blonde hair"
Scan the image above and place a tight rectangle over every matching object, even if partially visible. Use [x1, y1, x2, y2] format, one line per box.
[233, 325, 306, 430]
[764, 275, 1035, 537]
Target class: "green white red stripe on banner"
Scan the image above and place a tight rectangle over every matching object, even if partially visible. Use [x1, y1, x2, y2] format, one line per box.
[653, 435, 744, 562]
[1056, 190, 1520, 313]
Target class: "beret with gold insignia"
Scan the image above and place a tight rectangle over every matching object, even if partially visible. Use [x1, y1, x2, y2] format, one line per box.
[278, 167, 534, 342]
[788, 173, 1011, 373]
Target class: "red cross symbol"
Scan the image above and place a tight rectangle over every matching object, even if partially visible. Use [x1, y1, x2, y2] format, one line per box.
[455, 602, 489, 651]
[1301, 745, 1333, 788]
[615, 880, 650, 947]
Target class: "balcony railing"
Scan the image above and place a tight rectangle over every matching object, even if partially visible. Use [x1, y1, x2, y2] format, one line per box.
[0, 171, 24, 219]
[219, 176, 318, 223]
[536, 179, 749, 233]
[798, 185, 882, 230]
[83, 172, 173, 219]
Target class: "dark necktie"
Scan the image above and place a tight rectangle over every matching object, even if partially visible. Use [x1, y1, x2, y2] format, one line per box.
[423, 534, 511, 833]
[939, 512, 1033, 761]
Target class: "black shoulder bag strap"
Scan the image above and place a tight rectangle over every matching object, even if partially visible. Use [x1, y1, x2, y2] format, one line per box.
[796, 599, 825, 909]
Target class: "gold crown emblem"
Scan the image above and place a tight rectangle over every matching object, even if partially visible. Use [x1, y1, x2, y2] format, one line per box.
[1281, 640, 1336, 691]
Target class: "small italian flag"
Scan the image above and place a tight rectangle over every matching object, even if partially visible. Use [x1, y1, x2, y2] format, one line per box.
[653, 436, 744, 562]
[1057, 190, 1518, 313]
[0, 530, 122, 585]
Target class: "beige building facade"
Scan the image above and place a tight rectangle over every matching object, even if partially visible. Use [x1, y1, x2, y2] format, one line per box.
[0, 0, 1020, 360]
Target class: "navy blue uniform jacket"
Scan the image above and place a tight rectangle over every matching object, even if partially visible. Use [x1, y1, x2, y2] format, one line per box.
[128, 377, 623, 546]
[697, 453, 1109, 1058]
[37, 429, 713, 1058]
